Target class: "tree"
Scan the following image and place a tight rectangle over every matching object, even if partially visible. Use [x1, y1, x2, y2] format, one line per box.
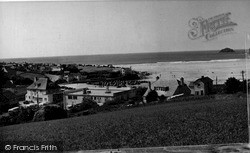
[224, 77, 241, 93]
[0, 65, 9, 90]
[146, 90, 158, 103]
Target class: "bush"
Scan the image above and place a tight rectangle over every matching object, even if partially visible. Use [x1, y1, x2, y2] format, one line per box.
[0, 115, 11, 127]
[33, 104, 67, 122]
[70, 99, 98, 113]
[224, 77, 241, 94]
[14, 107, 36, 123]
[103, 99, 125, 107]
[146, 90, 158, 103]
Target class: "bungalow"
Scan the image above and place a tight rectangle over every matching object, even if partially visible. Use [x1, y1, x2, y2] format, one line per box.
[189, 76, 213, 96]
[63, 86, 136, 109]
[143, 77, 190, 102]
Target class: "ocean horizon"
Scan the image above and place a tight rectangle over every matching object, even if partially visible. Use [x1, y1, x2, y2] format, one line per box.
[0, 50, 245, 65]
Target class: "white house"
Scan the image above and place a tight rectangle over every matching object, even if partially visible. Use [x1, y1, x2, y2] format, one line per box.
[189, 76, 213, 96]
[25, 78, 63, 106]
[143, 77, 191, 103]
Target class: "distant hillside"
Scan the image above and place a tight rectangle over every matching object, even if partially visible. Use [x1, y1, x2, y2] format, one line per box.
[219, 48, 235, 53]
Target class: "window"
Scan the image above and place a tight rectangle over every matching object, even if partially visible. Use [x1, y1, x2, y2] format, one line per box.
[73, 96, 77, 100]
[195, 91, 199, 95]
[68, 95, 72, 99]
[44, 98, 47, 101]
[201, 90, 204, 95]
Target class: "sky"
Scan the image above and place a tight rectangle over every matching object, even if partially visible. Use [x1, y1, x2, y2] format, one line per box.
[0, 0, 250, 59]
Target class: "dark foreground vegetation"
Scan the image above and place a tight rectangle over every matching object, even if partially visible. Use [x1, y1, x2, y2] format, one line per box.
[0, 94, 247, 151]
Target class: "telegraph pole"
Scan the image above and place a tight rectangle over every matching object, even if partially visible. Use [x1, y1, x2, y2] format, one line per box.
[245, 34, 250, 146]
[241, 70, 245, 81]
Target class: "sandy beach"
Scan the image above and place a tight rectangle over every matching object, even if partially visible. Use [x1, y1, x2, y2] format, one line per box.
[116, 58, 250, 84]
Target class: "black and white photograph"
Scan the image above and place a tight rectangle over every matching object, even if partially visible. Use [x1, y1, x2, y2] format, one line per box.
[0, 0, 250, 152]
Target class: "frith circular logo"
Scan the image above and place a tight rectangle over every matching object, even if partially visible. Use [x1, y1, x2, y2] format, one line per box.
[5, 145, 11, 150]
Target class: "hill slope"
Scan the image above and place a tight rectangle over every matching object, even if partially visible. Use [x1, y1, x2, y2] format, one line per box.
[0, 95, 248, 151]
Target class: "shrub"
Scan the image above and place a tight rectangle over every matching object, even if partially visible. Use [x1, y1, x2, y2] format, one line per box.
[33, 104, 67, 122]
[146, 90, 158, 103]
[224, 77, 241, 94]
[0, 115, 11, 127]
[103, 99, 125, 107]
[70, 99, 98, 113]
[15, 107, 36, 123]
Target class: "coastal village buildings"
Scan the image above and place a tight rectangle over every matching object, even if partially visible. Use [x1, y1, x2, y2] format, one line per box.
[63, 86, 136, 109]
[189, 76, 213, 95]
[143, 76, 211, 103]
[25, 77, 63, 106]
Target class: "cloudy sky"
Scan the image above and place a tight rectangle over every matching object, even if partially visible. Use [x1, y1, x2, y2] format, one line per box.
[0, 0, 250, 59]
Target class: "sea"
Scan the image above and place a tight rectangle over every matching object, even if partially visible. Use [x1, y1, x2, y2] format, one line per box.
[1, 50, 249, 84]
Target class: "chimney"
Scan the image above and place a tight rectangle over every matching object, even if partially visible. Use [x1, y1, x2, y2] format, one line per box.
[148, 81, 152, 90]
[83, 88, 87, 94]
[180, 77, 184, 86]
[105, 86, 111, 93]
[177, 80, 181, 86]
[34, 77, 37, 83]
[156, 76, 160, 81]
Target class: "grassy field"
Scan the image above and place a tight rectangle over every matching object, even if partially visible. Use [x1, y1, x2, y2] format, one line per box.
[0, 94, 248, 151]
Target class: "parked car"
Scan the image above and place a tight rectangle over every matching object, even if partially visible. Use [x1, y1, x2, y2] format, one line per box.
[8, 107, 20, 116]
[19, 101, 36, 108]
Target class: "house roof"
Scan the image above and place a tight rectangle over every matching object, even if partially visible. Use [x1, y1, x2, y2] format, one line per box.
[194, 76, 213, 84]
[152, 78, 168, 87]
[173, 84, 191, 96]
[27, 78, 48, 90]
[45, 74, 61, 82]
[27, 77, 60, 91]
[151, 79, 179, 97]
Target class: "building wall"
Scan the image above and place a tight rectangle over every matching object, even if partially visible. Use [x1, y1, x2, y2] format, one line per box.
[65, 94, 114, 108]
[194, 81, 205, 96]
[25, 90, 53, 104]
[65, 95, 82, 107]
[189, 86, 195, 95]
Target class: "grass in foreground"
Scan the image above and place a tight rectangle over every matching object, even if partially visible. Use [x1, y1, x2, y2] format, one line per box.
[0, 94, 248, 151]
